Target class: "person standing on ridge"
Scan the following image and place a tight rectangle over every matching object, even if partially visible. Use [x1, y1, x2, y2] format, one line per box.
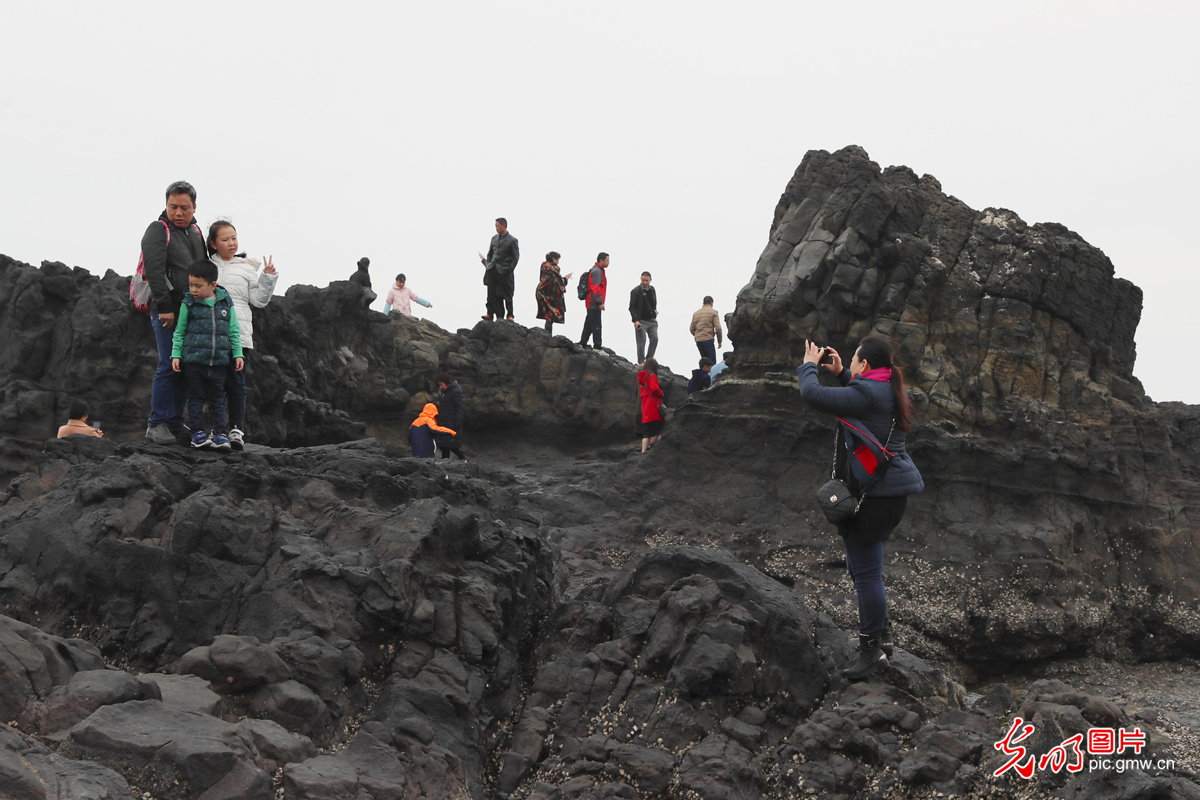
[208, 220, 279, 450]
[579, 252, 608, 349]
[690, 295, 723, 364]
[142, 180, 207, 445]
[479, 217, 519, 321]
[535, 252, 571, 334]
[628, 271, 658, 365]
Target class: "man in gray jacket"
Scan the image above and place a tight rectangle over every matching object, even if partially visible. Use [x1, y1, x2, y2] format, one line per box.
[142, 180, 207, 445]
[479, 218, 519, 320]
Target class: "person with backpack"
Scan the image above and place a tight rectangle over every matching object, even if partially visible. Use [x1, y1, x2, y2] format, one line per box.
[139, 181, 207, 446]
[798, 335, 924, 680]
[535, 252, 571, 334]
[628, 271, 658, 365]
[578, 253, 609, 349]
[208, 220, 279, 450]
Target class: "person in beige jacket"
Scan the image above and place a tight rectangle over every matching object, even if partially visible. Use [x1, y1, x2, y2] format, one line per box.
[689, 296, 723, 363]
[57, 399, 103, 439]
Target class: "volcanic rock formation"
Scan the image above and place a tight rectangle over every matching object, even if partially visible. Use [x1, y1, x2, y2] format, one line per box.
[0, 262, 686, 483]
[2, 146, 1200, 799]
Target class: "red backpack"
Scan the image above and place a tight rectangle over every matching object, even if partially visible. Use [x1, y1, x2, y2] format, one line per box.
[130, 220, 203, 312]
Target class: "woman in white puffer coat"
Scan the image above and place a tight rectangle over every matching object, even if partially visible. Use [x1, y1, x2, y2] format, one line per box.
[207, 221, 279, 449]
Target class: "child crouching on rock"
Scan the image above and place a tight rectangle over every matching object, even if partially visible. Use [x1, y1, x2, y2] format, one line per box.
[171, 259, 244, 451]
[408, 403, 456, 458]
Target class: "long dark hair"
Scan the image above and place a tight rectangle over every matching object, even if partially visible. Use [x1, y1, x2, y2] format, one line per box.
[206, 220, 246, 258]
[643, 357, 659, 375]
[856, 334, 913, 432]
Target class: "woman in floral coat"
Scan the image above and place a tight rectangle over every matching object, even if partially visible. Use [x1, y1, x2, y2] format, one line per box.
[535, 251, 572, 334]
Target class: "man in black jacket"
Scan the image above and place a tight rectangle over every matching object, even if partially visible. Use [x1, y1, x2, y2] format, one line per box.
[479, 218, 519, 321]
[629, 271, 658, 365]
[142, 181, 207, 445]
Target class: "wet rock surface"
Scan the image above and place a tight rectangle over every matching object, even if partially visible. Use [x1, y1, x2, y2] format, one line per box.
[1, 147, 1199, 798]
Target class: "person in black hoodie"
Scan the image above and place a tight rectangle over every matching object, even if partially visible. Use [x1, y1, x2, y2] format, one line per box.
[142, 180, 207, 445]
[628, 271, 658, 365]
[435, 372, 466, 460]
[687, 358, 714, 393]
[349, 257, 372, 290]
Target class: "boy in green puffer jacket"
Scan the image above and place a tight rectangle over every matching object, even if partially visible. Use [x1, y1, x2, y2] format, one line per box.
[171, 259, 244, 451]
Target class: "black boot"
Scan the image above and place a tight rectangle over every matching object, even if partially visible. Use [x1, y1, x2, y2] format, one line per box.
[880, 619, 895, 657]
[842, 633, 888, 680]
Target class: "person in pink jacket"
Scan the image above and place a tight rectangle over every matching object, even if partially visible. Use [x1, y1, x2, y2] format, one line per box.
[384, 274, 433, 317]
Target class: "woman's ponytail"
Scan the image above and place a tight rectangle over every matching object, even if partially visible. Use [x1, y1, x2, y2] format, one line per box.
[858, 334, 913, 432]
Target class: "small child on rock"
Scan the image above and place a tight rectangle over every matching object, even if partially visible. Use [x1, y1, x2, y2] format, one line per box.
[384, 274, 433, 317]
[171, 259, 243, 451]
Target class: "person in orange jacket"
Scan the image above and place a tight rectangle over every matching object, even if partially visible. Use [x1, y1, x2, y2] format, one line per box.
[408, 403, 456, 458]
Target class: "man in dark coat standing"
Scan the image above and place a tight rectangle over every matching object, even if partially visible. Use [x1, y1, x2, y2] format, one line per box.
[479, 218, 519, 321]
[349, 257, 372, 290]
[142, 180, 207, 445]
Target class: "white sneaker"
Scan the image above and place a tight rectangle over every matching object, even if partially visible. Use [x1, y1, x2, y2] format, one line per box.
[229, 427, 245, 450]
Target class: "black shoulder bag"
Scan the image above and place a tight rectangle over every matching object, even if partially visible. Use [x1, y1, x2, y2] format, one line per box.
[816, 417, 895, 524]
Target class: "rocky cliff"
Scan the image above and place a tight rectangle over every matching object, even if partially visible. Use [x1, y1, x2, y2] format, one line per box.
[2, 147, 1200, 800]
[0, 259, 686, 483]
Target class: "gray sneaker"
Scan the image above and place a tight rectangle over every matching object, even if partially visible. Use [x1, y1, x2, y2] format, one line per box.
[228, 427, 245, 450]
[145, 424, 176, 445]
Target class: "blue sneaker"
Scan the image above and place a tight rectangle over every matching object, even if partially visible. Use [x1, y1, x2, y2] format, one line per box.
[190, 430, 213, 449]
[211, 432, 232, 452]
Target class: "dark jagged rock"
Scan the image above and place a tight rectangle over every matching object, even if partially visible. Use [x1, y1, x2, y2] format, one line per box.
[633, 145, 1200, 668]
[0, 259, 685, 484]
[0, 436, 558, 798]
[4, 148, 1200, 798]
[0, 722, 132, 800]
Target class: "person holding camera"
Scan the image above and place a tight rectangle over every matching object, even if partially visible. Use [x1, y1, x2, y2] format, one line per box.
[798, 335, 924, 680]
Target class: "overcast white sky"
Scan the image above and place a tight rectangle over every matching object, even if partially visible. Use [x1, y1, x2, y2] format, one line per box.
[2, 1, 1196, 403]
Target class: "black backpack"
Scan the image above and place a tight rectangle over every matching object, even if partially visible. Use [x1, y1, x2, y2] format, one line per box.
[576, 271, 590, 301]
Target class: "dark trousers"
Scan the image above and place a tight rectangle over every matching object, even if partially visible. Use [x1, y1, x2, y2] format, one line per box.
[696, 339, 718, 363]
[225, 349, 249, 430]
[485, 271, 515, 318]
[580, 304, 603, 348]
[184, 363, 228, 434]
[838, 495, 907, 635]
[149, 310, 185, 428]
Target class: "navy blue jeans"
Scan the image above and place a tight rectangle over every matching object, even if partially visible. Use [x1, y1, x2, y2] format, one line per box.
[696, 339, 717, 363]
[842, 537, 886, 636]
[839, 495, 908, 635]
[184, 363, 228, 434]
[148, 310, 185, 428]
